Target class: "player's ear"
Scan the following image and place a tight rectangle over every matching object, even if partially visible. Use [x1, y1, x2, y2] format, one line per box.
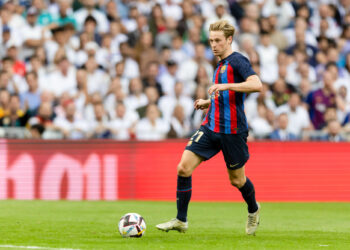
[227, 36, 233, 45]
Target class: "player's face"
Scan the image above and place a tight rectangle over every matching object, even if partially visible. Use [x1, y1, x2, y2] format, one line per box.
[209, 31, 232, 57]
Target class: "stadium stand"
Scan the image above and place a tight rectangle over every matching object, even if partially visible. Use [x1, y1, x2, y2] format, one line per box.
[0, 0, 349, 141]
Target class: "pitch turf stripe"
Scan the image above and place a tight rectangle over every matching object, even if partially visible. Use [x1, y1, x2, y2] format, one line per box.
[0, 245, 80, 250]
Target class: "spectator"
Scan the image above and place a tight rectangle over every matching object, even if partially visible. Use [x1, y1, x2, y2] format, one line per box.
[148, 4, 166, 40]
[170, 35, 189, 65]
[53, 99, 89, 139]
[137, 86, 160, 119]
[74, 0, 109, 34]
[6, 43, 26, 76]
[45, 56, 77, 97]
[108, 102, 139, 140]
[168, 104, 191, 138]
[321, 119, 346, 142]
[118, 42, 140, 79]
[142, 61, 163, 97]
[0, 94, 29, 127]
[275, 92, 312, 139]
[306, 71, 337, 130]
[256, 32, 278, 84]
[1, 56, 27, 94]
[159, 60, 178, 96]
[54, 0, 77, 29]
[135, 103, 170, 140]
[20, 71, 41, 114]
[88, 102, 110, 138]
[262, 0, 295, 29]
[250, 103, 274, 139]
[29, 123, 45, 139]
[85, 55, 110, 96]
[271, 78, 290, 107]
[161, 0, 183, 22]
[177, 43, 213, 96]
[158, 81, 193, 122]
[269, 113, 298, 141]
[21, 7, 51, 60]
[204, 0, 237, 38]
[191, 85, 208, 131]
[124, 77, 148, 111]
[32, 0, 54, 27]
[104, 77, 125, 117]
[28, 101, 55, 129]
[0, 70, 11, 90]
[0, 89, 11, 119]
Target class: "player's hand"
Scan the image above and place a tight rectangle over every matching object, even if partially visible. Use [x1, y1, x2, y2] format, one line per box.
[208, 84, 228, 96]
[194, 99, 210, 110]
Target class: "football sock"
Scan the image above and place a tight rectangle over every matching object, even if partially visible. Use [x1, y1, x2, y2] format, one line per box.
[176, 175, 192, 222]
[239, 177, 258, 213]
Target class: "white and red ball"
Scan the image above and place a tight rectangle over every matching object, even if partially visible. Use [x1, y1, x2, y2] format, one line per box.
[118, 213, 146, 238]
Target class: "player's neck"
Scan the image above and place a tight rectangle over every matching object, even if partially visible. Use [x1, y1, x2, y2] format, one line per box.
[218, 48, 234, 61]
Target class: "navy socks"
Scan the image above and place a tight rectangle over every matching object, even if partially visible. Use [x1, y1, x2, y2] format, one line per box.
[176, 176, 192, 222]
[239, 177, 258, 213]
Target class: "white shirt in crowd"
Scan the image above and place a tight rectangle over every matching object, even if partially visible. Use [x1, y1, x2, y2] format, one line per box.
[125, 94, 148, 111]
[158, 95, 194, 122]
[74, 8, 109, 33]
[286, 62, 317, 87]
[87, 70, 110, 96]
[121, 58, 140, 79]
[250, 116, 273, 139]
[159, 72, 177, 96]
[53, 116, 90, 139]
[108, 110, 139, 140]
[21, 24, 51, 59]
[135, 118, 170, 140]
[7, 74, 28, 94]
[256, 44, 278, 84]
[275, 104, 311, 137]
[161, 2, 183, 21]
[44, 41, 76, 65]
[44, 67, 77, 97]
[170, 116, 191, 138]
[262, 0, 295, 29]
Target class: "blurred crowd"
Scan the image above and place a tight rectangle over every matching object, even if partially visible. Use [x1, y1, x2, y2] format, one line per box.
[0, 0, 350, 141]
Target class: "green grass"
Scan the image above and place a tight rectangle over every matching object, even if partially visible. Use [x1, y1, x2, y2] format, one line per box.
[0, 201, 349, 250]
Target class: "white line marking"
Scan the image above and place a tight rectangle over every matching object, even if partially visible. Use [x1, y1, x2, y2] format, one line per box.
[319, 245, 329, 247]
[0, 245, 80, 250]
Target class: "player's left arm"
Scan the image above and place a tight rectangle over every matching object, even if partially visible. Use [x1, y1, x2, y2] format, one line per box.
[208, 75, 262, 95]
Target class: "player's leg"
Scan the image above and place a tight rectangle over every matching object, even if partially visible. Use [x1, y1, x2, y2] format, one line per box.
[176, 150, 203, 222]
[156, 126, 220, 232]
[220, 132, 260, 235]
[227, 166, 258, 213]
[227, 167, 260, 235]
[156, 150, 203, 232]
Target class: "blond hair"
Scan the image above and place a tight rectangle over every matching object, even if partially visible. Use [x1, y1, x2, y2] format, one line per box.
[209, 20, 235, 39]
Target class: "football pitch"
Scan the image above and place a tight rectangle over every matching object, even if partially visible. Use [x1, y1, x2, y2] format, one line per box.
[0, 201, 349, 250]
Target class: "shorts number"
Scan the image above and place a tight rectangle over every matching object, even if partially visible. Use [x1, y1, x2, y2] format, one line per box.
[191, 130, 204, 143]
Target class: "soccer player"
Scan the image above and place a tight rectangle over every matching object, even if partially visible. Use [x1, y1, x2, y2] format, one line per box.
[156, 20, 263, 235]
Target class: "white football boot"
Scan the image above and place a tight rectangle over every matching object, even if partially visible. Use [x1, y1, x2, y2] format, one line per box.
[156, 218, 188, 233]
[246, 202, 261, 235]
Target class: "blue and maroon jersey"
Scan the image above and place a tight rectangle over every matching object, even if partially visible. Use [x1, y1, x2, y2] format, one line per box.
[202, 52, 256, 134]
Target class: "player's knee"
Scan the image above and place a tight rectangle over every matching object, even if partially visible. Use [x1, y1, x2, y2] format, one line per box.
[230, 177, 245, 188]
[177, 163, 192, 177]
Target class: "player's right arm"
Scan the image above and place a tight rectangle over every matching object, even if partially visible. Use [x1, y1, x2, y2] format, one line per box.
[194, 98, 210, 110]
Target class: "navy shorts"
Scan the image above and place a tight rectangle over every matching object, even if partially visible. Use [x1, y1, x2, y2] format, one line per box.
[185, 126, 249, 170]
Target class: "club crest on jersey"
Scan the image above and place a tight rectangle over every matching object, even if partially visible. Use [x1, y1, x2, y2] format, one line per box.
[220, 65, 227, 73]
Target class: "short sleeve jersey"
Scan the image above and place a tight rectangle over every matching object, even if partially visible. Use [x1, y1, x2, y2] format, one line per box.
[202, 52, 256, 134]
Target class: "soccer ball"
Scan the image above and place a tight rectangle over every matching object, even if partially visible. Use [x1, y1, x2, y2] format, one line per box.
[118, 213, 146, 238]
